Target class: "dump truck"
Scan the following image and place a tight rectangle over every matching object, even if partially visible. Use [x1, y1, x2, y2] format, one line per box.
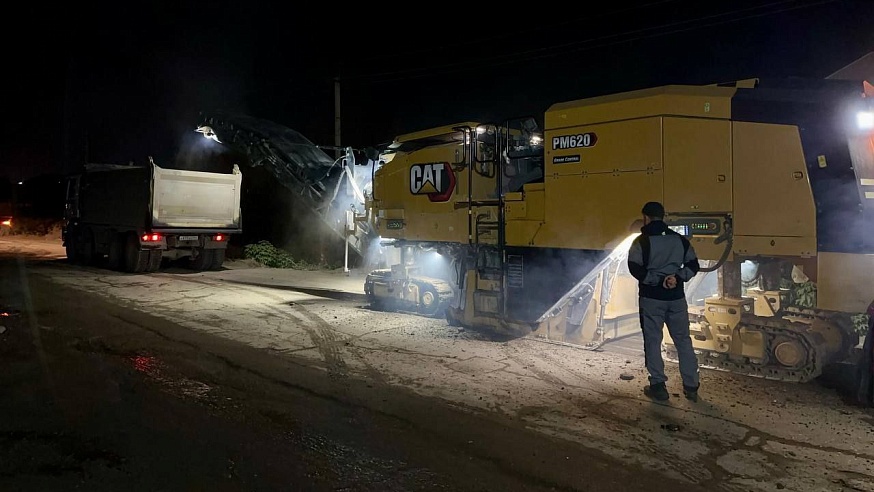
[63, 159, 243, 273]
[363, 76, 874, 384]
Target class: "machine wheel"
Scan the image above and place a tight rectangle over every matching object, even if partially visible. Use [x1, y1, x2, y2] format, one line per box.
[107, 233, 124, 270]
[146, 249, 163, 272]
[772, 337, 808, 369]
[123, 234, 149, 273]
[417, 284, 441, 317]
[209, 249, 226, 271]
[190, 248, 214, 271]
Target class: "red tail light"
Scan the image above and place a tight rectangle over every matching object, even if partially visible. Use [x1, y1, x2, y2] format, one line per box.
[142, 233, 161, 242]
[214, 234, 224, 241]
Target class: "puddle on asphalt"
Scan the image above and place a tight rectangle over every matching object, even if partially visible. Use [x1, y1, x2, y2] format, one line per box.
[130, 355, 162, 378]
[127, 354, 212, 400]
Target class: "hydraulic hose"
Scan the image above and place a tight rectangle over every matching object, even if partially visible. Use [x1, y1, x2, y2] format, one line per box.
[699, 220, 733, 273]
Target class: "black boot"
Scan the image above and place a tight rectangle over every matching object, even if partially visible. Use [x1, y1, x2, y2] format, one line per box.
[644, 382, 669, 401]
[683, 384, 699, 402]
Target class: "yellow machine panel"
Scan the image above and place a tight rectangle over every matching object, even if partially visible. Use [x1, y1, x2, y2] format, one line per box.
[546, 85, 735, 129]
[663, 117, 733, 213]
[545, 117, 663, 176]
[538, 171, 662, 249]
[817, 252, 874, 313]
[504, 184, 546, 246]
[372, 131, 489, 243]
[732, 122, 817, 240]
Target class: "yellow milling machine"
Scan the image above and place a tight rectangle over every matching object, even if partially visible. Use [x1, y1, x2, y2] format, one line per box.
[363, 78, 874, 383]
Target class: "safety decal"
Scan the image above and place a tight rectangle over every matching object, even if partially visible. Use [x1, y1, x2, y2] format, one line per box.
[385, 219, 404, 230]
[553, 155, 581, 164]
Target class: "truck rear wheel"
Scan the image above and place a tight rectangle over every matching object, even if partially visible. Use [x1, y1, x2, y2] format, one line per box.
[209, 249, 226, 270]
[147, 249, 163, 272]
[124, 234, 149, 273]
[190, 248, 214, 271]
[79, 230, 95, 265]
[107, 234, 124, 270]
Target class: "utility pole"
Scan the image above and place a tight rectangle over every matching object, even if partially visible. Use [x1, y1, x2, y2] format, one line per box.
[334, 77, 342, 160]
[321, 76, 343, 267]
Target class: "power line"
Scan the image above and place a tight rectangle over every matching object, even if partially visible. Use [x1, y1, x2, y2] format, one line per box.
[346, 0, 839, 84]
[349, 0, 684, 65]
[355, 0, 819, 82]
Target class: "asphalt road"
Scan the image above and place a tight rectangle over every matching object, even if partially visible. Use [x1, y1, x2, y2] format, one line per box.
[1, 235, 873, 491]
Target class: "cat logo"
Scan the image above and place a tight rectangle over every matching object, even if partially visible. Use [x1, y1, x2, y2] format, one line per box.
[409, 162, 456, 202]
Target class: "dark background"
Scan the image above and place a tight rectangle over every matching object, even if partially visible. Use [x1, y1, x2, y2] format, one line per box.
[1, 0, 871, 258]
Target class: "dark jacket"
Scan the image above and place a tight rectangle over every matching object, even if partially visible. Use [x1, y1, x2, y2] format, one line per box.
[627, 220, 700, 301]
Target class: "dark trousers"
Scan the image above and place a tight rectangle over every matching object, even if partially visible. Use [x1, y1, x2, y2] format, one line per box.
[638, 296, 699, 388]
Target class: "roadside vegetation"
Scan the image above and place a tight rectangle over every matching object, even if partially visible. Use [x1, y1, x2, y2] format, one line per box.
[0, 217, 63, 239]
[242, 240, 329, 270]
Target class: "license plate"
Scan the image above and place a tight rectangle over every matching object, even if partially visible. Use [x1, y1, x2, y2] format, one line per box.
[179, 235, 198, 241]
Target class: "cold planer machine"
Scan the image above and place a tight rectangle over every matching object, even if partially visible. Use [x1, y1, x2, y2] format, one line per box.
[364, 77, 874, 383]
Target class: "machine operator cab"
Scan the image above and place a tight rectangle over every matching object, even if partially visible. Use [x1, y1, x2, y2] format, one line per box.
[499, 116, 545, 194]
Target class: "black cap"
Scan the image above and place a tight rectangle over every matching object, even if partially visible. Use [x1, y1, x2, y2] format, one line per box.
[641, 201, 665, 219]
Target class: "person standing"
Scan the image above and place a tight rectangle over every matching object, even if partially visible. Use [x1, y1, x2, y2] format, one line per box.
[627, 201, 701, 402]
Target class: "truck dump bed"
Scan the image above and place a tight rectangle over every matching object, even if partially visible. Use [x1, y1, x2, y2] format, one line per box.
[75, 162, 242, 232]
[151, 165, 242, 231]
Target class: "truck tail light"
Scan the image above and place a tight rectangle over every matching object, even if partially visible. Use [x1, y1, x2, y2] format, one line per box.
[142, 233, 161, 242]
[214, 234, 225, 241]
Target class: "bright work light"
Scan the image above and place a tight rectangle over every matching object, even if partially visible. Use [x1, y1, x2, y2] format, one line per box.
[858, 111, 874, 130]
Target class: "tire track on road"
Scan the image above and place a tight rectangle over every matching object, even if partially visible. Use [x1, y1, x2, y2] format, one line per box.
[152, 273, 387, 385]
[260, 302, 348, 380]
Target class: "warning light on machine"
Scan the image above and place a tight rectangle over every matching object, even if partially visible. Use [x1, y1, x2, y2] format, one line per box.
[858, 111, 874, 130]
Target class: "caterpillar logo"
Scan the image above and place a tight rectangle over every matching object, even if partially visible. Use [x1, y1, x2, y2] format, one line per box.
[410, 162, 456, 202]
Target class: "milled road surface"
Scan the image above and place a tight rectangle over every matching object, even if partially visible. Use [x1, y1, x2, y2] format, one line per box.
[1, 235, 873, 491]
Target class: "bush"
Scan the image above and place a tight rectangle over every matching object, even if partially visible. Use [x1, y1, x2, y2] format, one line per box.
[786, 281, 869, 336]
[851, 314, 870, 337]
[788, 281, 817, 309]
[2, 217, 63, 237]
[242, 240, 322, 270]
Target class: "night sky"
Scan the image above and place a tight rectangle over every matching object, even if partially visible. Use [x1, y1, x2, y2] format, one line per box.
[3, 0, 873, 183]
